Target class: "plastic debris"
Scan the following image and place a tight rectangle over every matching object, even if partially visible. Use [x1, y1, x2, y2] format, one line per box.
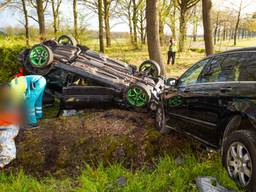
[196, 177, 235, 192]
[0, 125, 19, 168]
[62, 110, 78, 117]
[116, 176, 127, 187]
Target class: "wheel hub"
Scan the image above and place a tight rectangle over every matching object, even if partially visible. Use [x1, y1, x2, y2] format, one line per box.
[29, 45, 49, 67]
[227, 142, 252, 186]
[127, 87, 148, 107]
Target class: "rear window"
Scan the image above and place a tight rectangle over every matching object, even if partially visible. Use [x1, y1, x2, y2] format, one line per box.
[239, 52, 256, 81]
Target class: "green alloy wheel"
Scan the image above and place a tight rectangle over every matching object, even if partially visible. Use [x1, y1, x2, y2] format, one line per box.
[139, 60, 161, 78]
[29, 44, 53, 68]
[127, 85, 150, 107]
[58, 35, 77, 46]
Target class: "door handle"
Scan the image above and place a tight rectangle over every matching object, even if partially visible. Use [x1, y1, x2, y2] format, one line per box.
[220, 87, 233, 93]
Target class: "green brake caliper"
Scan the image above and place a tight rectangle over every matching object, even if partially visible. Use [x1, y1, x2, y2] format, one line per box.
[127, 87, 148, 107]
[29, 45, 49, 67]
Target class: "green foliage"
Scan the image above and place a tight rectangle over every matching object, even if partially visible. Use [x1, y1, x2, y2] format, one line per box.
[0, 38, 25, 83]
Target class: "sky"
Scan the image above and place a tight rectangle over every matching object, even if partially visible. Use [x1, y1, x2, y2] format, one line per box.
[0, 0, 255, 33]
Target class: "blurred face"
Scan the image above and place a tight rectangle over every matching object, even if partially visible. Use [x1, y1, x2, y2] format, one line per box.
[0, 85, 10, 110]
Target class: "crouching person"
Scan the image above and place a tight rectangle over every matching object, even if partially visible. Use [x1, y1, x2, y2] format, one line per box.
[0, 84, 20, 168]
[10, 75, 47, 129]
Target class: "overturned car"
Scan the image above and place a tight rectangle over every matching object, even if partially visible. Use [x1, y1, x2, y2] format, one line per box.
[19, 35, 167, 111]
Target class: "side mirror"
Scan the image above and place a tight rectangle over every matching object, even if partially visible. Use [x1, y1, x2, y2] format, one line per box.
[166, 77, 177, 86]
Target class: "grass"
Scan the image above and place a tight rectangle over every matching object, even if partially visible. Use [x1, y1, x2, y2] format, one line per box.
[0, 155, 239, 192]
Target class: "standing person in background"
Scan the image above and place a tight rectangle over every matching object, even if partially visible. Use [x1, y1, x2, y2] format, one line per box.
[167, 38, 177, 65]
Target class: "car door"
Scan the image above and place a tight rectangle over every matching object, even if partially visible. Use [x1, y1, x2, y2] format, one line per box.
[166, 58, 211, 136]
[179, 53, 247, 146]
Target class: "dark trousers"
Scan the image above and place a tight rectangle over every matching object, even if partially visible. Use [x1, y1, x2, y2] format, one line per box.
[167, 51, 176, 65]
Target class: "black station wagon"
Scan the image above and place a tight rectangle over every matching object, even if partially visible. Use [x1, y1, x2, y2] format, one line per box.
[156, 47, 256, 191]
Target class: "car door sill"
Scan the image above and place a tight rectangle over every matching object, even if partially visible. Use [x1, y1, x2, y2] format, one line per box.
[168, 112, 217, 128]
[166, 125, 218, 148]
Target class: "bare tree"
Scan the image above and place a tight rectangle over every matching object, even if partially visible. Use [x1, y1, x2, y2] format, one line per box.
[29, 0, 48, 39]
[202, 0, 214, 55]
[103, 0, 112, 47]
[177, 0, 199, 52]
[51, 0, 62, 37]
[73, 0, 78, 39]
[116, 0, 134, 44]
[98, 0, 105, 52]
[0, 0, 12, 10]
[159, 0, 172, 45]
[233, 0, 243, 46]
[21, 0, 29, 45]
[138, 0, 146, 44]
[30, 0, 48, 39]
[146, 0, 165, 75]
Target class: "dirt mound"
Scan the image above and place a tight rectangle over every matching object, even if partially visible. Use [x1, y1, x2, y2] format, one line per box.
[4, 109, 201, 178]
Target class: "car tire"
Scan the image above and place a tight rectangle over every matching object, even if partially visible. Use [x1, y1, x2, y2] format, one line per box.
[139, 60, 161, 78]
[125, 83, 151, 108]
[222, 130, 256, 191]
[58, 35, 77, 46]
[155, 102, 170, 134]
[28, 44, 53, 68]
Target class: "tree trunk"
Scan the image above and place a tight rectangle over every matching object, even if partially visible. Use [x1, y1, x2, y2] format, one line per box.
[132, 0, 138, 48]
[192, 5, 198, 42]
[139, 8, 145, 44]
[159, 11, 164, 46]
[171, 0, 176, 39]
[234, 0, 242, 46]
[128, 0, 134, 44]
[178, 8, 186, 52]
[36, 0, 45, 40]
[103, 0, 111, 47]
[98, 0, 105, 53]
[146, 0, 165, 75]
[202, 0, 214, 56]
[51, 0, 57, 37]
[21, 0, 29, 46]
[73, 0, 78, 40]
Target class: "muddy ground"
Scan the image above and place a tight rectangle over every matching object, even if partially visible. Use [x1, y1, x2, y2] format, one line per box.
[4, 109, 207, 179]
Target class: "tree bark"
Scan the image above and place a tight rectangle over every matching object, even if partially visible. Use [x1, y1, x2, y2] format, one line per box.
[51, 0, 62, 38]
[202, 0, 214, 56]
[51, 0, 57, 37]
[178, 8, 186, 52]
[73, 0, 78, 40]
[103, 0, 111, 47]
[234, 0, 242, 46]
[36, 0, 45, 40]
[159, 11, 164, 46]
[21, 0, 29, 46]
[146, 0, 165, 75]
[132, 0, 138, 48]
[98, 0, 105, 53]
[192, 5, 198, 42]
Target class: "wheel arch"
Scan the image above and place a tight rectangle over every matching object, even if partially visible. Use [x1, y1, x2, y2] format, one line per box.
[219, 112, 256, 147]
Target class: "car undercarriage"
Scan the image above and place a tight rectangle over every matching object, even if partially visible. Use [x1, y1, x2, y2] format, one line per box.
[19, 35, 169, 111]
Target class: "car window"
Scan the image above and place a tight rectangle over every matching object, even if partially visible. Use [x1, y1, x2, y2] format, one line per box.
[239, 52, 256, 81]
[199, 56, 225, 83]
[198, 53, 244, 83]
[178, 58, 210, 87]
[218, 54, 240, 82]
